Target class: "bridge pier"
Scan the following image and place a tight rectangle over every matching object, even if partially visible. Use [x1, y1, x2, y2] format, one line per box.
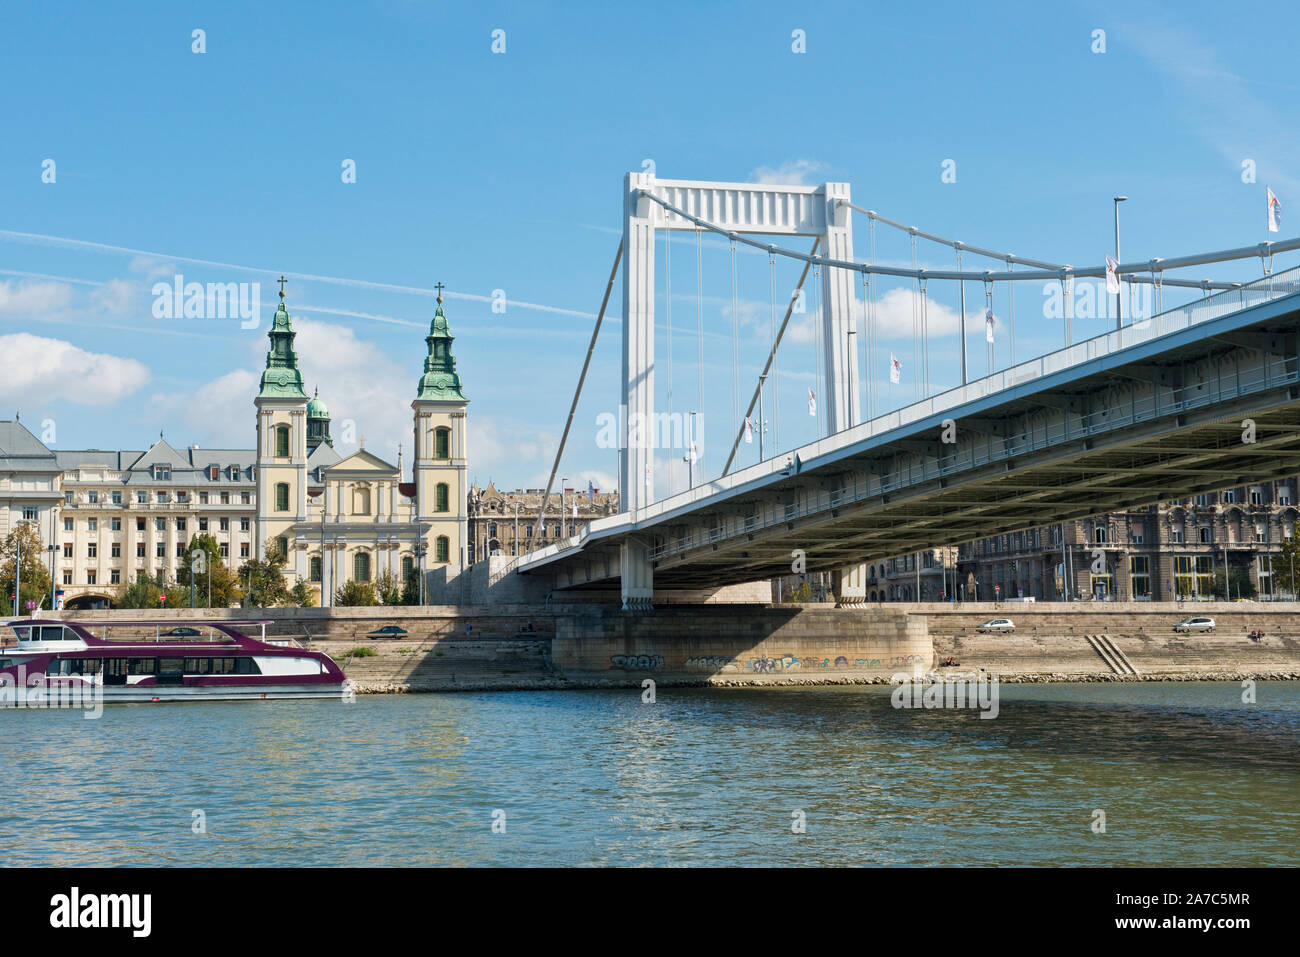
[832, 563, 869, 606]
[620, 539, 654, 610]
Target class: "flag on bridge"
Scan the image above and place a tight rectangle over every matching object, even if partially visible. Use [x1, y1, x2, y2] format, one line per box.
[571, 499, 577, 518]
[985, 309, 995, 343]
[587, 480, 594, 504]
[1105, 255, 1121, 294]
[807, 389, 816, 416]
[689, 443, 699, 464]
[890, 354, 901, 384]
[744, 416, 754, 444]
[1268, 187, 1282, 233]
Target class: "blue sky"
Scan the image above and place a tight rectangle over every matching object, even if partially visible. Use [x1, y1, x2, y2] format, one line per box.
[1, 0, 1296, 496]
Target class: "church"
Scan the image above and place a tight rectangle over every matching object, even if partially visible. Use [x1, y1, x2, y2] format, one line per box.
[253, 282, 470, 602]
[0, 284, 469, 608]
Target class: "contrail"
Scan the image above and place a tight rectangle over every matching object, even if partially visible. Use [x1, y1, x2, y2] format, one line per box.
[0, 228, 598, 319]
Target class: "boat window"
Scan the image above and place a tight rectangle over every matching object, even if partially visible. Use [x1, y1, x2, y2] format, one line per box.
[37, 626, 67, 641]
[127, 658, 157, 675]
[159, 658, 184, 675]
[46, 658, 102, 676]
[0, 658, 11, 669]
[11, 627, 31, 642]
[184, 658, 211, 674]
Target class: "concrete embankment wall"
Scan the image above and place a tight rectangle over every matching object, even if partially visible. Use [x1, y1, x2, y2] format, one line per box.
[552, 605, 932, 684]
[46, 601, 1300, 690]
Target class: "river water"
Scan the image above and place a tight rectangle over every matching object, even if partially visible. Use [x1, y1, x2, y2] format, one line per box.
[3, 681, 1297, 866]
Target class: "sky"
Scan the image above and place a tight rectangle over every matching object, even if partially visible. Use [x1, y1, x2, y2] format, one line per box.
[1, 0, 1297, 498]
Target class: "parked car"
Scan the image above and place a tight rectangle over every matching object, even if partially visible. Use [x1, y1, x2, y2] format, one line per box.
[977, 618, 1015, 634]
[1174, 616, 1216, 633]
[365, 625, 409, 640]
[162, 626, 203, 636]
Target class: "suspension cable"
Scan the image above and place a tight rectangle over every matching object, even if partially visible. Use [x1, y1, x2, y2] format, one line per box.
[812, 263, 824, 435]
[696, 226, 704, 476]
[664, 224, 672, 452]
[867, 217, 877, 419]
[730, 237, 740, 452]
[638, 190, 1289, 284]
[910, 231, 920, 402]
[769, 250, 779, 451]
[1007, 257, 1016, 365]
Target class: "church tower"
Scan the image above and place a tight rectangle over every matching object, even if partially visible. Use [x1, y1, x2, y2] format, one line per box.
[255, 279, 309, 565]
[412, 285, 469, 576]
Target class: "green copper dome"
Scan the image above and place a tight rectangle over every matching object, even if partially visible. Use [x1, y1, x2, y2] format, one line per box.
[416, 298, 468, 402]
[307, 389, 330, 419]
[258, 294, 308, 399]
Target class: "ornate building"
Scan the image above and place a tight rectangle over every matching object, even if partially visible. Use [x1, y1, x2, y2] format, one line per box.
[467, 482, 619, 564]
[0, 284, 472, 608]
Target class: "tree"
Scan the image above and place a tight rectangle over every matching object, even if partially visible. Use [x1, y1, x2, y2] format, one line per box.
[290, 579, 316, 607]
[114, 571, 186, 609]
[375, 568, 404, 606]
[238, 543, 291, 608]
[335, 579, 377, 606]
[177, 533, 243, 608]
[1210, 565, 1257, 601]
[401, 564, 422, 605]
[0, 523, 53, 612]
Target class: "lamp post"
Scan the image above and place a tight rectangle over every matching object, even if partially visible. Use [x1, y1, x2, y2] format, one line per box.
[560, 478, 569, 540]
[1113, 196, 1127, 330]
[414, 542, 427, 605]
[513, 501, 519, 556]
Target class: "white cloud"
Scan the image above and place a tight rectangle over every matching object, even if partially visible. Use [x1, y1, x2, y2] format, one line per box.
[0, 333, 149, 405]
[89, 278, 143, 316]
[748, 160, 829, 186]
[0, 280, 75, 318]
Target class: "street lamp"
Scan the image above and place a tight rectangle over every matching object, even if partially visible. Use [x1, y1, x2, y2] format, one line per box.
[1113, 196, 1127, 330]
[413, 542, 427, 605]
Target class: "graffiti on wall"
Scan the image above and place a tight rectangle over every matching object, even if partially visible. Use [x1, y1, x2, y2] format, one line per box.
[609, 654, 664, 671]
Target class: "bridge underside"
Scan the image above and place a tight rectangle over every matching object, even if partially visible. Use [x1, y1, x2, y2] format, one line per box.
[523, 297, 1300, 592]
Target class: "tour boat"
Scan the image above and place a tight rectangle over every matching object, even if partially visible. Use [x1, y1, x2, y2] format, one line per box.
[0, 618, 353, 704]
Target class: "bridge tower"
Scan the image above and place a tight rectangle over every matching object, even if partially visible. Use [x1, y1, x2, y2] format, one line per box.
[620, 172, 862, 608]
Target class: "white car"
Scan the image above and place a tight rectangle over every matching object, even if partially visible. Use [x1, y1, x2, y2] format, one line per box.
[977, 618, 1015, 634]
[1173, 616, 1216, 633]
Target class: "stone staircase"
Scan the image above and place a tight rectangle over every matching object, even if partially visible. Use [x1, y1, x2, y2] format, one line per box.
[1084, 634, 1138, 675]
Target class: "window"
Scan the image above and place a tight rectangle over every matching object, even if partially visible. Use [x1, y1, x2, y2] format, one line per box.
[353, 552, 371, 581]
[157, 491, 169, 504]
[176, 491, 188, 504]
[435, 483, 449, 512]
[63, 518, 73, 532]
[1130, 556, 1151, 599]
[111, 543, 121, 558]
[136, 491, 147, 504]
[136, 517, 146, 532]
[154, 465, 171, 480]
[156, 543, 166, 558]
[275, 483, 290, 512]
[111, 518, 121, 531]
[1249, 487, 1264, 506]
[488, 523, 498, 537]
[176, 543, 185, 558]
[208, 466, 219, 481]
[199, 491, 209, 504]
[63, 543, 72, 558]
[62, 571, 72, 585]
[1280, 485, 1294, 506]
[136, 543, 145, 558]
[176, 518, 186, 532]
[1094, 526, 1108, 544]
[434, 427, 450, 459]
[401, 555, 413, 578]
[220, 492, 229, 505]
[526, 525, 533, 538]
[240, 517, 249, 531]
[64, 491, 73, 505]
[199, 518, 208, 531]
[553, 523, 561, 537]
[88, 518, 98, 532]
[240, 543, 249, 558]
[241, 492, 250, 505]
[219, 517, 229, 532]
[110, 570, 121, 585]
[1256, 523, 1268, 541]
[307, 556, 322, 582]
[1170, 524, 1184, 543]
[435, 536, 450, 563]
[1198, 526, 1212, 544]
[111, 491, 122, 505]
[275, 425, 290, 457]
[220, 543, 229, 559]
[87, 543, 97, 558]
[155, 518, 165, 532]
[88, 490, 99, 504]
[353, 486, 370, 515]
[1223, 488, 1237, 504]
[1195, 493, 1213, 507]
[86, 570, 96, 586]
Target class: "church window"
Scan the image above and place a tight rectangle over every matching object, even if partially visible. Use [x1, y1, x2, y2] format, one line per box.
[434, 428, 450, 459]
[436, 483, 450, 512]
[275, 483, 289, 512]
[275, 425, 290, 457]
[435, 536, 450, 563]
[353, 552, 371, 582]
